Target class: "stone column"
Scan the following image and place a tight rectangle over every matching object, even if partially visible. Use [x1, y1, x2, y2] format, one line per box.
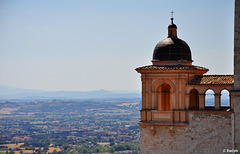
[175, 78, 179, 109]
[185, 93, 190, 109]
[147, 78, 152, 109]
[198, 94, 205, 110]
[158, 92, 162, 110]
[230, 94, 234, 110]
[181, 78, 186, 109]
[214, 94, 221, 110]
[172, 92, 176, 110]
[233, 0, 240, 149]
[152, 91, 157, 109]
[141, 77, 146, 109]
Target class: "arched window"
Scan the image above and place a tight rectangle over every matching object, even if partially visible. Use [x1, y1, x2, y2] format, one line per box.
[189, 89, 199, 109]
[205, 89, 215, 107]
[220, 89, 230, 107]
[158, 83, 172, 110]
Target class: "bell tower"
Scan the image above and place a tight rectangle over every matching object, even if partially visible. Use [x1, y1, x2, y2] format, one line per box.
[136, 18, 209, 153]
[136, 17, 209, 125]
[136, 12, 237, 153]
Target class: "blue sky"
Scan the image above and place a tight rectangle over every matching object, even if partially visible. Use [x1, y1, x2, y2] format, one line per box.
[0, 0, 234, 91]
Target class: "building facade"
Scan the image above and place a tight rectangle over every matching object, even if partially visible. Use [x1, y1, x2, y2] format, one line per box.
[136, 1, 239, 153]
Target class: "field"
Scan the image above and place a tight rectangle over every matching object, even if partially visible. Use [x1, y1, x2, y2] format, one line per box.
[0, 99, 140, 153]
[0, 108, 19, 114]
[0, 145, 61, 154]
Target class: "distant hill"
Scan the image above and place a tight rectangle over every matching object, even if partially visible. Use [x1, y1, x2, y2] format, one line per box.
[0, 85, 141, 100]
[0, 85, 230, 104]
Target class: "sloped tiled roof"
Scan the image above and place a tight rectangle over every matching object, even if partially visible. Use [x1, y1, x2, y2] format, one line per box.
[187, 75, 234, 85]
[135, 65, 209, 71]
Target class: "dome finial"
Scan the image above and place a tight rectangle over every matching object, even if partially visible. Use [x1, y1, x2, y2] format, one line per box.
[168, 11, 177, 38]
[171, 11, 174, 24]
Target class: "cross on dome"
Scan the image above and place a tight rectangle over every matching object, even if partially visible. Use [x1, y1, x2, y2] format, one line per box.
[171, 11, 174, 24]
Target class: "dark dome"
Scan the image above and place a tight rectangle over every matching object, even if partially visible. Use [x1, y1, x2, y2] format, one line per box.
[168, 23, 177, 28]
[152, 37, 192, 61]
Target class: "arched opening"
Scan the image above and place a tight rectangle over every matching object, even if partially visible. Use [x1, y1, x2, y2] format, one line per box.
[190, 89, 199, 109]
[158, 83, 172, 110]
[220, 89, 230, 108]
[205, 89, 215, 108]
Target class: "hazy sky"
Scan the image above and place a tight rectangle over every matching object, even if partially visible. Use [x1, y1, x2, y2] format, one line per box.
[0, 0, 234, 91]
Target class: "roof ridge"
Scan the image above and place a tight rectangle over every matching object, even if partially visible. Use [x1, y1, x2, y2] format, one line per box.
[135, 64, 209, 71]
[187, 74, 234, 85]
[203, 74, 234, 76]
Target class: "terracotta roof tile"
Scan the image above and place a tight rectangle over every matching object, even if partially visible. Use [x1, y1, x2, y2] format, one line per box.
[187, 75, 234, 85]
[135, 65, 208, 71]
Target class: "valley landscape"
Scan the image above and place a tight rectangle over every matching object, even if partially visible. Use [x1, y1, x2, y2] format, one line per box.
[0, 86, 230, 154]
[0, 86, 141, 154]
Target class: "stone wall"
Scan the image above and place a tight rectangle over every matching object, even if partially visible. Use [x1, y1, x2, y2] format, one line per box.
[233, 95, 240, 149]
[140, 112, 233, 154]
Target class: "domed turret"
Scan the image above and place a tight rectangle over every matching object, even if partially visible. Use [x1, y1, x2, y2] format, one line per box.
[152, 17, 192, 65]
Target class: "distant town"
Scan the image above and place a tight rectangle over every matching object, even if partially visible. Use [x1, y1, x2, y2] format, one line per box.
[0, 87, 222, 154]
[0, 98, 141, 154]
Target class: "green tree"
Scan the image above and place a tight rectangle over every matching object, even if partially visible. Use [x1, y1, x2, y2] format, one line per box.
[35, 148, 44, 154]
[70, 149, 78, 154]
[63, 145, 69, 151]
[82, 148, 88, 154]
[109, 138, 115, 146]
[95, 148, 100, 153]
[9, 150, 15, 154]
[43, 146, 49, 153]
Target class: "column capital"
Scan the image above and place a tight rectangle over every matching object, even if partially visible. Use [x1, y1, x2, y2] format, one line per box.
[231, 91, 240, 96]
[214, 93, 221, 96]
[199, 93, 205, 110]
